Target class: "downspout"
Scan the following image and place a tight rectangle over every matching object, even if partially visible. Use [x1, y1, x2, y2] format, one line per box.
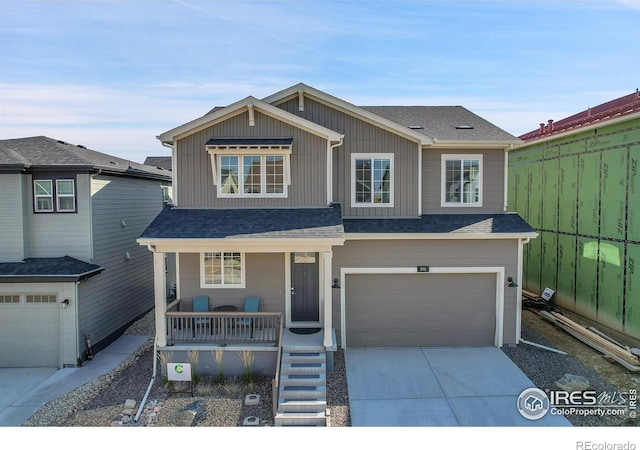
[162, 141, 176, 206]
[134, 336, 157, 423]
[516, 236, 531, 343]
[328, 137, 344, 205]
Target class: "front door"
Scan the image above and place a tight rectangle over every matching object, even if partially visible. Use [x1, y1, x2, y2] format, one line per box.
[291, 252, 319, 322]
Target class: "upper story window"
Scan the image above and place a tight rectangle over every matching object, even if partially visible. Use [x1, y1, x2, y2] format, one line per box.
[206, 138, 292, 199]
[441, 154, 482, 207]
[34, 178, 76, 213]
[352, 153, 393, 207]
[201, 251, 245, 288]
[219, 154, 285, 196]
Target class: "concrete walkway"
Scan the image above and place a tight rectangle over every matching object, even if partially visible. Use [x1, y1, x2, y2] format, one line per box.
[345, 347, 571, 426]
[0, 335, 150, 427]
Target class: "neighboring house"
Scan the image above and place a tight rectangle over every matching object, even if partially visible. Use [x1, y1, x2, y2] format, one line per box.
[144, 156, 172, 171]
[0, 136, 173, 368]
[139, 82, 537, 361]
[508, 90, 640, 340]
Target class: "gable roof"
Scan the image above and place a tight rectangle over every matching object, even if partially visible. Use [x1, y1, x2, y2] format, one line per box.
[262, 83, 434, 146]
[0, 136, 172, 181]
[157, 96, 344, 145]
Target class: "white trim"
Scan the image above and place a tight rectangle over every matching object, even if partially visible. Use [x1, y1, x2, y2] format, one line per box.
[503, 148, 509, 211]
[199, 251, 246, 289]
[139, 239, 342, 254]
[440, 154, 483, 207]
[430, 140, 521, 149]
[344, 232, 538, 241]
[417, 144, 423, 216]
[213, 153, 289, 198]
[351, 153, 394, 208]
[339, 266, 505, 349]
[158, 96, 343, 145]
[153, 251, 167, 347]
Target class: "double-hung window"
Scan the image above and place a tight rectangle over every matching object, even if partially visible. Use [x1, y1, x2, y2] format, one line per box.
[34, 178, 76, 213]
[207, 138, 291, 198]
[441, 155, 482, 206]
[201, 252, 245, 288]
[352, 154, 393, 207]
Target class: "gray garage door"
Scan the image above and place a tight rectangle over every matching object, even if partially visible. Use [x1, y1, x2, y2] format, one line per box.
[345, 273, 497, 348]
[0, 295, 60, 367]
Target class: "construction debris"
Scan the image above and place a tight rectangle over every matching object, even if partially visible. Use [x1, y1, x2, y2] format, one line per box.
[519, 338, 568, 355]
[539, 311, 640, 372]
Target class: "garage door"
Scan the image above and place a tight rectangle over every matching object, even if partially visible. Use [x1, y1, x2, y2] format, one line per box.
[345, 273, 497, 348]
[0, 294, 60, 367]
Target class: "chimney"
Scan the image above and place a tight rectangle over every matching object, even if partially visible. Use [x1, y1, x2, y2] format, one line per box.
[548, 119, 554, 132]
[539, 123, 545, 134]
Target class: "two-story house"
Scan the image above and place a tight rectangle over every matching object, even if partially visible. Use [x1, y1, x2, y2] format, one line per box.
[139, 83, 537, 368]
[0, 136, 173, 368]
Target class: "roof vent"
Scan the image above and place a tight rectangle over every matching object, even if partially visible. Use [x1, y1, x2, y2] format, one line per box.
[110, 161, 119, 165]
[57, 140, 68, 145]
[408, 125, 424, 129]
[455, 125, 474, 130]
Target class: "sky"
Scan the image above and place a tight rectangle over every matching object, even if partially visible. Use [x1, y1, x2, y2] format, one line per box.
[1, 0, 639, 165]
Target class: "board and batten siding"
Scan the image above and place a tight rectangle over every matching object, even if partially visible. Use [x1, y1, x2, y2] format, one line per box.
[332, 239, 520, 345]
[277, 96, 420, 217]
[23, 173, 92, 260]
[77, 175, 165, 353]
[177, 252, 286, 314]
[0, 173, 25, 261]
[176, 110, 328, 208]
[422, 148, 506, 214]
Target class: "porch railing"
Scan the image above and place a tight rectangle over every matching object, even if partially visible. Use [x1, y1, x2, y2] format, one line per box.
[165, 303, 281, 345]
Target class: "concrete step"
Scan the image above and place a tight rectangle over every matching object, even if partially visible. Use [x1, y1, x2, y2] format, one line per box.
[274, 412, 327, 427]
[279, 385, 326, 400]
[282, 352, 326, 364]
[281, 373, 325, 387]
[277, 399, 327, 413]
[282, 345, 325, 353]
[280, 362, 325, 375]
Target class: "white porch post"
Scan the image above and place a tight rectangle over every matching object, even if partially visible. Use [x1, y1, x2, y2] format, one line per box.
[153, 250, 167, 347]
[323, 250, 333, 348]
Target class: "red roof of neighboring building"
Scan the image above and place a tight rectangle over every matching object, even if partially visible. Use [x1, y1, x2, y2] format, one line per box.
[519, 89, 640, 142]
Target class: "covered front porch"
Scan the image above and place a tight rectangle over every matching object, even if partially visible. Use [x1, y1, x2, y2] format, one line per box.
[138, 205, 345, 367]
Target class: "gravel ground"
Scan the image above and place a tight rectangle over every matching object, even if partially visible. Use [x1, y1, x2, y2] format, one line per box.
[24, 307, 636, 427]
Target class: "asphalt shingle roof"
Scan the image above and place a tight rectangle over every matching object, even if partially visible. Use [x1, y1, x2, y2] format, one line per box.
[0, 136, 171, 181]
[344, 213, 536, 235]
[140, 204, 345, 240]
[0, 256, 104, 282]
[361, 106, 520, 142]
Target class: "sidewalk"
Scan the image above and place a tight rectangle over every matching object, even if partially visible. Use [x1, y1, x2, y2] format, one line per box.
[0, 334, 150, 427]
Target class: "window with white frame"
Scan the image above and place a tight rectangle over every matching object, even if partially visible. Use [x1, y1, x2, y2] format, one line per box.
[218, 154, 285, 197]
[441, 155, 482, 206]
[34, 178, 76, 213]
[352, 154, 393, 206]
[201, 252, 245, 288]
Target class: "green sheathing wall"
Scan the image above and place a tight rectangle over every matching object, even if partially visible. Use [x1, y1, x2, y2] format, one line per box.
[508, 116, 640, 339]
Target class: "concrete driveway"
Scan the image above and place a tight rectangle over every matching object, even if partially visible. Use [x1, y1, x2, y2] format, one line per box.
[345, 347, 571, 426]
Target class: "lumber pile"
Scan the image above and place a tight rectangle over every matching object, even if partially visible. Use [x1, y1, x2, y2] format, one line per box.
[539, 311, 640, 372]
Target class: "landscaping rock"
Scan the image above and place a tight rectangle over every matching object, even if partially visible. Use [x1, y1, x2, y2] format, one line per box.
[555, 373, 590, 392]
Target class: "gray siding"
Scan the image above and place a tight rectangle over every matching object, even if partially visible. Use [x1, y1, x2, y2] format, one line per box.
[24, 174, 92, 260]
[178, 252, 286, 314]
[332, 239, 520, 345]
[77, 175, 164, 352]
[0, 174, 25, 261]
[422, 149, 506, 214]
[176, 110, 328, 207]
[278, 97, 420, 217]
